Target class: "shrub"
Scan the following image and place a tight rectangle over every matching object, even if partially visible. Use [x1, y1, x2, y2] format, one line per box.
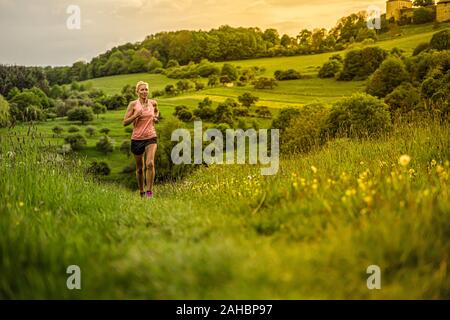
[238, 92, 259, 107]
[366, 57, 410, 98]
[233, 107, 249, 117]
[271, 108, 300, 133]
[214, 103, 234, 126]
[274, 69, 303, 80]
[96, 135, 115, 154]
[413, 7, 435, 25]
[384, 83, 422, 116]
[318, 60, 343, 78]
[253, 77, 277, 89]
[120, 140, 131, 157]
[64, 133, 87, 151]
[221, 63, 238, 81]
[52, 125, 64, 136]
[87, 161, 111, 176]
[100, 127, 110, 135]
[322, 93, 392, 139]
[430, 29, 450, 51]
[85, 126, 96, 137]
[255, 106, 272, 118]
[282, 103, 330, 153]
[413, 42, 430, 56]
[339, 47, 388, 81]
[67, 106, 94, 124]
[0, 95, 11, 127]
[68, 126, 80, 133]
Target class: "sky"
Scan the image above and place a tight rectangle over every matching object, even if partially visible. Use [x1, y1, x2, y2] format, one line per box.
[0, 0, 387, 66]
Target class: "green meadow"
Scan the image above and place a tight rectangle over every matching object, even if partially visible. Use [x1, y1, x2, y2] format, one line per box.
[0, 22, 449, 299]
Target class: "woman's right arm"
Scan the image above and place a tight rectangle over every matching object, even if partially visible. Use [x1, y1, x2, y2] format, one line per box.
[123, 102, 141, 126]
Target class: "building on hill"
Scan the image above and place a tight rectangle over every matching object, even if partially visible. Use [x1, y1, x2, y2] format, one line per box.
[386, 0, 450, 23]
[386, 0, 413, 22]
[437, 0, 450, 22]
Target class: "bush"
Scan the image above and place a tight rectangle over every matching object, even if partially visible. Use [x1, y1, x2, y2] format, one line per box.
[68, 126, 80, 133]
[96, 135, 115, 154]
[282, 103, 330, 153]
[85, 126, 96, 137]
[100, 127, 110, 135]
[238, 92, 259, 107]
[221, 63, 238, 81]
[430, 29, 450, 51]
[253, 77, 277, 89]
[120, 140, 131, 157]
[322, 93, 392, 139]
[87, 161, 111, 176]
[0, 95, 11, 127]
[413, 7, 435, 25]
[214, 103, 234, 126]
[318, 60, 343, 78]
[384, 83, 422, 116]
[271, 108, 300, 133]
[67, 106, 94, 124]
[52, 125, 64, 136]
[255, 106, 272, 118]
[413, 42, 430, 56]
[339, 47, 388, 81]
[233, 107, 249, 117]
[274, 69, 303, 80]
[64, 133, 87, 151]
[366, 57, 410, 98]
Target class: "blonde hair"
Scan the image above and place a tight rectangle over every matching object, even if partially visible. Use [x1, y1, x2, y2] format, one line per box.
[135, 81, 149, 94]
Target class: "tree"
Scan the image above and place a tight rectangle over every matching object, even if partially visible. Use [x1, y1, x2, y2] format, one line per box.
[366, 57, 410, 98]
[64, 134, 87, 151]
[0, 95, 11, 127]
[413, 0, 434, 7]
[214, 103, 234, 126]
[67, 106, 94, 124]
[238, 92, 259, 107]
[221, 63, 238, 81]
[254, 77, 277, 89]
[92, 102, 107, 119]
[318, 60, 343, 78]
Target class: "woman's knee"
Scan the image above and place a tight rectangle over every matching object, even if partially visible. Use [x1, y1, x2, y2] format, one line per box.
[146, 160, 155, 170]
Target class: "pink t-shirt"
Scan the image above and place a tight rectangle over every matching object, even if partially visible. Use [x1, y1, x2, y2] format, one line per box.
[131, 99, 157, 140]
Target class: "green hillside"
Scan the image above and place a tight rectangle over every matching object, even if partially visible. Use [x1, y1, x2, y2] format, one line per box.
[1, 22, 449, 299]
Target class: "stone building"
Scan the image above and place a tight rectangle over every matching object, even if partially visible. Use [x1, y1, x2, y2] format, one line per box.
[437, 0, 450, 22]
[386, 0, 450, 23]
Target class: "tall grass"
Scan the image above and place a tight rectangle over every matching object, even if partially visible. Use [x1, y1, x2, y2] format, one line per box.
[0, 118, 449, 299]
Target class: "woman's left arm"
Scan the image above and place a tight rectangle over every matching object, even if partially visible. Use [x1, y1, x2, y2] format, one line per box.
[152, 100, 160, 122]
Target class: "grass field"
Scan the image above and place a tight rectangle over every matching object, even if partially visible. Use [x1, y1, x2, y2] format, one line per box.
[1, 118, 449, 299]
[1, 22, 449, 299]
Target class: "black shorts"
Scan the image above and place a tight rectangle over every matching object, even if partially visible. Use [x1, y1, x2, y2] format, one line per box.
[131, 137, 157, 155]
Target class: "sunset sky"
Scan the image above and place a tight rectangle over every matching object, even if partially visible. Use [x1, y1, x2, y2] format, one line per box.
[0, 0, 387, 66]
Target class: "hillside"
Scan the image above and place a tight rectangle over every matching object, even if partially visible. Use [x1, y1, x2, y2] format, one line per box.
[1, 22, 449, 299]
[1, 119, 449, 298]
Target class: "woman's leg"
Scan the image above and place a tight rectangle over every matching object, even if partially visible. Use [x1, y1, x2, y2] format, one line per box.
[134, 154, 145, 193]
[144, 143, 157, 192]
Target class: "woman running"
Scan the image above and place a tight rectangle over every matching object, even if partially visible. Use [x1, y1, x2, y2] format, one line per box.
[123, 81, 159, 198]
